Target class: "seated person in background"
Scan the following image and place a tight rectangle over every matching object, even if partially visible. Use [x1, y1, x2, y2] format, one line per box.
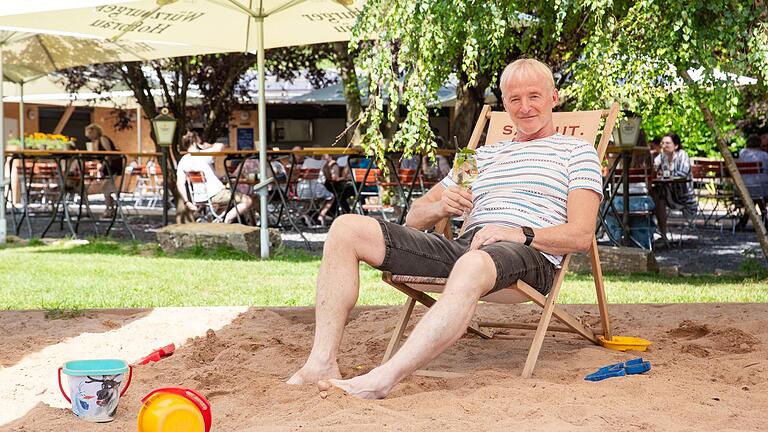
[322, 154, 354, 215]
[292, 146, 335, 226]
[271, 158, 288, 182]
[652, 133, 698, 239]
[287, 58, 603, 399]
[235, 158, 260, 195]
[84, 123, 121, 219]
[735, 134, 768, 229]
[176, 131, 255, 223]
[400, 155, 419, 170]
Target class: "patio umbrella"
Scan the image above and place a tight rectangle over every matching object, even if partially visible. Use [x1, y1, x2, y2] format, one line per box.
[0, 0, 364, 256]
[0, 30, 235, 244]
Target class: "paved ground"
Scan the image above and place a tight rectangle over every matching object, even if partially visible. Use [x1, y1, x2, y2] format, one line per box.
[5, 204, 766, 275]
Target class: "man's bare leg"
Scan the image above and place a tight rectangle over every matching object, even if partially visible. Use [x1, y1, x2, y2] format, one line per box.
[224, 195, 253, 223]
[287, 214, 386, 384]
[322, 250, 496, 399]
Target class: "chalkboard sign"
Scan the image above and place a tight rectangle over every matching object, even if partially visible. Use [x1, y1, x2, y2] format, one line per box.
[236, 127, 254, 150]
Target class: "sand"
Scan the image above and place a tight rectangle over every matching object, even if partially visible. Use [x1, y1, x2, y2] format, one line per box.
[1, 303, 767, 431]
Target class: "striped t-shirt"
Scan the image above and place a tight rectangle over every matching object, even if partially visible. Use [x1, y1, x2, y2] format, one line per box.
[440, 133, 603, 266]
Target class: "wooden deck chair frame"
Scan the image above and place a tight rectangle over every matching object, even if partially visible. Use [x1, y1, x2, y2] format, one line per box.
[381, 102, 620, 378]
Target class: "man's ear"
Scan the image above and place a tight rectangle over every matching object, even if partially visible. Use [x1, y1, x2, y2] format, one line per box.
[551, 88, 559, 106]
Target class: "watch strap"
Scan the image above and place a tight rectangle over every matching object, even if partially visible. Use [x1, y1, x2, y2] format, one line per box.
[522, 226, 535, 246]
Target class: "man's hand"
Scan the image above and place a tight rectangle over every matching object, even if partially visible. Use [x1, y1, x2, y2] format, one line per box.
[184, 201, 197, 212]
[440, 185, 473, 217]
[469, 225, 526, 250]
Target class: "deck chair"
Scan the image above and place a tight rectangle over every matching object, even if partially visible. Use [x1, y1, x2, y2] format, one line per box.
[381, 102, 620, 378]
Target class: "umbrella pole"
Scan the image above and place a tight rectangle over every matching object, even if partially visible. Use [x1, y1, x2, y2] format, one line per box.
[136, 106, 142, 164]
[1, 44, 6, 244]
[257, 17, 269, 258]
[19, 81, 24, 149]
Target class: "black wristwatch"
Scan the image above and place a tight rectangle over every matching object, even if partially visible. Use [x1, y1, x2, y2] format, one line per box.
[522, 226, 535, 246]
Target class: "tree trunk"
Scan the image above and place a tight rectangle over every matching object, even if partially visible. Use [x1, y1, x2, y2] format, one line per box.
[680, 71, 768, 260]
[451, 72, 491, 147]
[333, 42, 362, 145]
[121, 62, 193, 223]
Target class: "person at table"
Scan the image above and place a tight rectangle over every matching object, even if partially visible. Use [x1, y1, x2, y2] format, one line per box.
[735, 134, 768, 230]
[652, 132, 698, 239]
[84, 123, 123, 219]
[176, 131, 255, 224]
[322, 153, 354, 215]
[292, 146, 335, 226]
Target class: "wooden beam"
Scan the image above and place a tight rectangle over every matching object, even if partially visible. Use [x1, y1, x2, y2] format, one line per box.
[53, 106, 75, 135]
[514, 280, 599, 345]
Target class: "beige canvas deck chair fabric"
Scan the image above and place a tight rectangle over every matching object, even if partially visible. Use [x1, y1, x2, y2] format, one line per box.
[381, 102, 620, 378]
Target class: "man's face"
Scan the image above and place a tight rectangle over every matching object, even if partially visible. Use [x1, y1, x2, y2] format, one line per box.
[501, 74, 558, 137]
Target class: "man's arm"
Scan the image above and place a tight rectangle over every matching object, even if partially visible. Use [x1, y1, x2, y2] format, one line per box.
[405, 183, 473, 230]
[201, 143, 225, 153]
[175, 171, 197, 211]
[469, 188, 601, 255]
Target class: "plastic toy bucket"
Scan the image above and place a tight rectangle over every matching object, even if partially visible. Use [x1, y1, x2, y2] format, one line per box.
[138, 387, 212, 432]
[58, 359, 132, 422]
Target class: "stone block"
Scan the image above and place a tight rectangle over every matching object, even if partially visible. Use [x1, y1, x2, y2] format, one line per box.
[569, 245, 658, 274]
[156, 223, 282, 256]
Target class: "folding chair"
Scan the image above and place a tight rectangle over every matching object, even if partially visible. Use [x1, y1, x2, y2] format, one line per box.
[381, 103, 620, 378]
[185, 170, 227, 223]
[292, 168, 330, 227]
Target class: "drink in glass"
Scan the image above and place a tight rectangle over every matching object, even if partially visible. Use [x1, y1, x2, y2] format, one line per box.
[452, 148, 478, 217]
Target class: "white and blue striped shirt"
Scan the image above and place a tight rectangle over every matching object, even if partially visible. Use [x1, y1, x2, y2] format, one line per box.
[440, 134, 603, 266]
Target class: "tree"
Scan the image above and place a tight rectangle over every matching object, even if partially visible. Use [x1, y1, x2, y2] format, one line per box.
[351, 0, 623, 161]
[570, 0, 768, 259]
[62, 43, 364, 221]
[266, 42, 364, 144]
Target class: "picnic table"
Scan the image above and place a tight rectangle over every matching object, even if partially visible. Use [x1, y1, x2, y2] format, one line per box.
[4, 150, 159, 239]
[601, 145, 656, 248]
[187, 147, 456, 228]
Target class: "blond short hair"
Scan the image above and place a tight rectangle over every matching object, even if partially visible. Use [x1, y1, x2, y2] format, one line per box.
[499, 58, 555, 94]
[84, 123, 103, 136]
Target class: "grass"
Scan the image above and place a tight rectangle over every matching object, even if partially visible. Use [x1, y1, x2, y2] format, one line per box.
[1, 238, 766, 310]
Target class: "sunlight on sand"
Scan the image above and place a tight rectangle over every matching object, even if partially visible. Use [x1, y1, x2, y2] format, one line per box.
[0, 306, 247, 426]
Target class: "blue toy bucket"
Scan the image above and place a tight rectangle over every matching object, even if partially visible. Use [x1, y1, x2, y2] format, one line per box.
[58, 359, 133, 422]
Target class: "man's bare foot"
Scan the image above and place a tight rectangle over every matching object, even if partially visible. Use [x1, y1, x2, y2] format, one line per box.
[286, 362, 341, 385]
[317, 372, 391, 400]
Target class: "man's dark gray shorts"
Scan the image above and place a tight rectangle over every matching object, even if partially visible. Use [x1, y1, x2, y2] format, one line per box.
[374, 220, 556, 295]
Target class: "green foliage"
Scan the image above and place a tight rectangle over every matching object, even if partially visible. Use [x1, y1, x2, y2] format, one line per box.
[352, 0, 615, 163]
[570, 1, 766, 157]
[352, 1, 767, 162]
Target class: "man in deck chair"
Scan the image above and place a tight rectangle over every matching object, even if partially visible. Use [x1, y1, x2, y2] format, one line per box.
[287, 58, 604, 399]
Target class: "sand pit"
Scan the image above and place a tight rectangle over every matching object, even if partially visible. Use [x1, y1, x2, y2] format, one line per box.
[1, 303, 767, 431]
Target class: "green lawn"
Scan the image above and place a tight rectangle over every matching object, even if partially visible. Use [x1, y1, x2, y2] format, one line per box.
[1, 239, 766, 310]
